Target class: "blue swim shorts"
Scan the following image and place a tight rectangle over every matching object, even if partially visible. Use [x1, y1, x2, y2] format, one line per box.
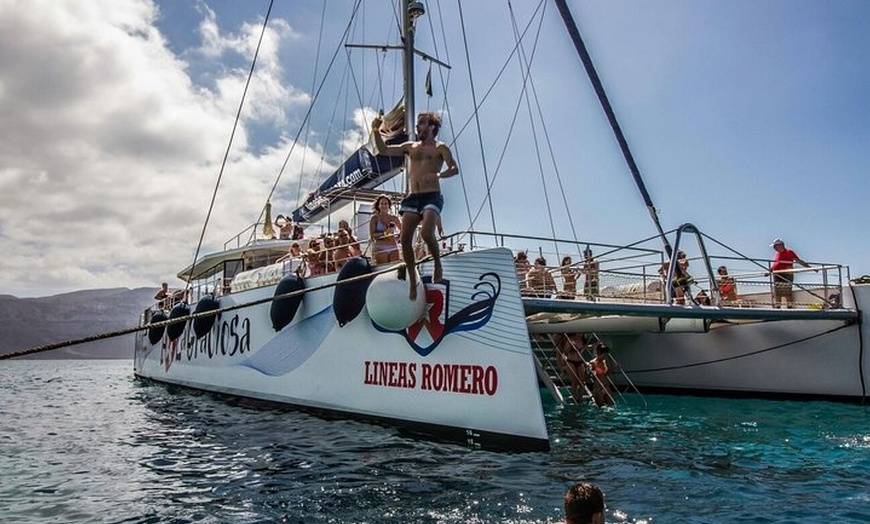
[399, 191, 444, 216]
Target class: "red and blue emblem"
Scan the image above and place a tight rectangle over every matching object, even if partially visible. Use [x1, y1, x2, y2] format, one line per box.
[374, 272, 501, 356]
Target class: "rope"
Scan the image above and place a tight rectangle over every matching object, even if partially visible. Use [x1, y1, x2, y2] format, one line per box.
[186, 0, 275, 282]
[625, 322, 853, 374]
[0, 261, 408, 361]
[423, 0, 473, 231]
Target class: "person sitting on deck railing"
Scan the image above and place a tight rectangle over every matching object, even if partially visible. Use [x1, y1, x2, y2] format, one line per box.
[277, 241, 303, 264]
[322, 234, 337, 273]
[717, 265, 738, 302]
[337, 219, 360, 253]
[276, 215, 293, 240]
[154, 282, 173, 310]
[524, 257, 557, 298]
[660, 250, 692, 305]
[291, 223, 305, 240]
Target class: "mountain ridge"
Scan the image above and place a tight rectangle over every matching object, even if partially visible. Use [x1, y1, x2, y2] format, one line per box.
[0, 287, 158, 359]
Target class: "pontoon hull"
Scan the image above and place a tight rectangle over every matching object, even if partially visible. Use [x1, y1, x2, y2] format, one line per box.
[134, 248, 549, 451]
[595, 285, 870, 400]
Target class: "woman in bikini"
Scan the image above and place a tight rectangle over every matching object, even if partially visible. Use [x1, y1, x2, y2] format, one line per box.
[369, 195, 401, 264]
[560, 255, 578, 298]
[554, 332, 589, 402]
[589, 343, 614, 407]
[304, 238, 325, 276]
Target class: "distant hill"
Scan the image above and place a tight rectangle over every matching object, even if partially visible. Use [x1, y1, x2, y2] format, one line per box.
[0, 288, 157, 359]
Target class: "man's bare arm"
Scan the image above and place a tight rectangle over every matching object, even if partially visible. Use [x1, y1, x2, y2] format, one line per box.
[371, 116, 407, 157]
[437, 143, 459, 179]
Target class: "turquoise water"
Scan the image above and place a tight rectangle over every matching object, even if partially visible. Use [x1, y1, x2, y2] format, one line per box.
[1, 360, 869, 523]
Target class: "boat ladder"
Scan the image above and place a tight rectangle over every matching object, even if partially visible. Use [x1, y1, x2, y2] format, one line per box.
[531, 334, 594, 406]
[532, 333, 647, 408]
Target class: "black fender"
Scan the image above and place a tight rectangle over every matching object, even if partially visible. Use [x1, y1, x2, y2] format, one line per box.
[333, 257, 374, 327]
[147, 310, 167, 345]
[271, 274, 305, 331]
[167, 303, 190, 341]
[192, 295, 220, 338]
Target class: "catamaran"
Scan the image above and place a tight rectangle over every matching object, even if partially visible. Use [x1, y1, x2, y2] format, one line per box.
[134, 1, 870, 451]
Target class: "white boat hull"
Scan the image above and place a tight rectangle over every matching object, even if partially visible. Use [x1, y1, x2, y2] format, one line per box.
[600, 285, 870, 399]
[135, 248, 549, 451]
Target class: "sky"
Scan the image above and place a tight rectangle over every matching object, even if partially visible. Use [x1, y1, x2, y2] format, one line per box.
[0, 0, 868, 298]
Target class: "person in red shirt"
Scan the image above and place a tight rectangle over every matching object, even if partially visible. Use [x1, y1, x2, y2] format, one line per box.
[768, 238, 811, 308]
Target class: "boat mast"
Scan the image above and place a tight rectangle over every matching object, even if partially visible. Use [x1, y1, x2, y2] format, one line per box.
[402, 1, 425, 191]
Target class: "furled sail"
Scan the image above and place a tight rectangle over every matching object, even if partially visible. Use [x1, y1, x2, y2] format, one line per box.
[375, 99, 406, 142]
[290, 101, 407, 225]
[262, 201, 276, 239]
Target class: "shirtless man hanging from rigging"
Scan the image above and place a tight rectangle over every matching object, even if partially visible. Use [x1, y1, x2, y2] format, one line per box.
[372, 112, 459, 300]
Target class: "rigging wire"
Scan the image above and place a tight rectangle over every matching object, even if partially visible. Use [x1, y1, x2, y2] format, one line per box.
[322, 2, 406, 209]
[456, 0, 497, 235]
[185, 0, 276, 284]
[458, 0, 548, 237]
[294, 0, 330, 205]
[294, 44, 363, 214]
[423, 1, 474, 230]
[309, 57, 351, 206]
[508, 1, 560, 256]
[700, 231, 835, 306]
[508, 1, 581, 251]
[446, 0, 543, 143]
[260, 0, 364, 219]
[444, 0, 546, 236]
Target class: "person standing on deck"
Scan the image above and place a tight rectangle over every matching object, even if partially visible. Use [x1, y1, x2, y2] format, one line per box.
[560, 255, 579, 298]
[371, 112, 459, 301]
[154, 282, 172, 310]
[768, 238, 812, 309]
[582, 246, 600, 300]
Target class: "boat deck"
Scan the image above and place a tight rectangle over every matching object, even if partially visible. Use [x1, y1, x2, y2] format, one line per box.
[523, 296, 858, 322]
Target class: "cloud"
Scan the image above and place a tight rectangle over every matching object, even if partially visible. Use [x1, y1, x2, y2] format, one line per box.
[0, 0, 317, 297]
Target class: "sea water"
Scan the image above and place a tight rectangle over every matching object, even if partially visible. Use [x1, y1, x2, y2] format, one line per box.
[1, 360, 869, 523]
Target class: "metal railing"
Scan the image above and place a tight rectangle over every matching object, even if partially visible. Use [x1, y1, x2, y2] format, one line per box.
[457, 227, 849, 311]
